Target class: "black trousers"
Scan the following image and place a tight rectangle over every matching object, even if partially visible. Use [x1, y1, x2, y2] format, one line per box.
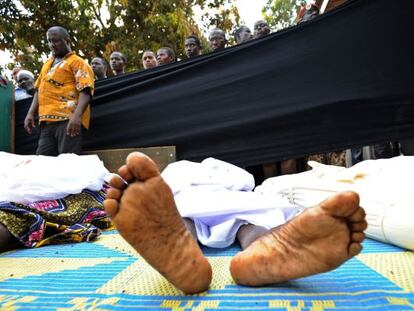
[36, 121, 83, 156]
[399, 138, 414, 155]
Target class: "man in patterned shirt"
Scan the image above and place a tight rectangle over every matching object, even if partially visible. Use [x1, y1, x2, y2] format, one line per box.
[24, 26, 94, 156]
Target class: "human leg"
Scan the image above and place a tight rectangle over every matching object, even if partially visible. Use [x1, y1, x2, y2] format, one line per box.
[230, 191, 367, 286]
[374, 142, 398, 159]
[399, 138, 414, 155]
[0, 222, 17, 252]
[182, 218, 198, 240]
[56, 121, 83, 155]
[280, 159, 296, 175]
[36, 123, 58, 156]
[351, 148, 363, 164]
[104, 152, 212, 294]
[237, 224, 268, 250]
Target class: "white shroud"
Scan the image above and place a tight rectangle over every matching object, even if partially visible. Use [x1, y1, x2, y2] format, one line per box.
[0, 152, 111, 204]
[162, 158, 299, 248]
[255, 156, 414, 251]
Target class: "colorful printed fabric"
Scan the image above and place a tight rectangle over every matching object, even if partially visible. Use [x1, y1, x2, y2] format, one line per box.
[0, 188, 112, 248]
[34, 52, 94, 129]
[307, 150, 346, 169]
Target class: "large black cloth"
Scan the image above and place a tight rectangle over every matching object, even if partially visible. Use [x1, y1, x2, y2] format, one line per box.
[15, 0, 414, 166]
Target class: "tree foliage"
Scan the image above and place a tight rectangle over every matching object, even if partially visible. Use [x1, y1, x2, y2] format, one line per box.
[262, 0, 304, 31]
[0, 0, 240, 75]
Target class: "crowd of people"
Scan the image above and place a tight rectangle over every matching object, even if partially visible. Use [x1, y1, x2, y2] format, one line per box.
[12, 19, 275, 92]
[10, 1, 413, 172]
[10, 14, 280, 158]
[11, 1, 321, 160]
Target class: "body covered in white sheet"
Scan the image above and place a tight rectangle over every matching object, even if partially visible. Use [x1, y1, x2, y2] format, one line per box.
[0, 152, 111, 204]
[161, 158, 299, 248]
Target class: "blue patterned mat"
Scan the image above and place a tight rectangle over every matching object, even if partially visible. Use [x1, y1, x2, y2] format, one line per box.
[1, 231, 413, 310]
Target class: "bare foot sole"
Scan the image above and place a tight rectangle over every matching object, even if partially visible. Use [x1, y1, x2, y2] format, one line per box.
[230, 191, 367, 286]
[104, 152, 212, 294]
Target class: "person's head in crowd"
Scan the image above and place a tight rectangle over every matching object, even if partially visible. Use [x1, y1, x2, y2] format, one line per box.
[184, 35, 201, 58]
[208, 28, 227, 51]
[12, 67, 21, 82]
[91, 57, 108, 80]
[17, 70, 35, 95]
[253, 20, 271, 39]
[110, 51, 127, 75]
[234, 26, 253, 44]
[142, 50, 158, 69]
[47, 26, 72, 58]
[156, 47, 175, 66]
[297, 2, 320, 24]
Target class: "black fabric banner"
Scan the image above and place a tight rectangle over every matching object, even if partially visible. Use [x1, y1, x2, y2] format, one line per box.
[15, 0, 414, 166]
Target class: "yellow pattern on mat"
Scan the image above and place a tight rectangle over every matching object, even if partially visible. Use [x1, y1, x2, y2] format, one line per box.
[269, 299, 335, 310]
[1, 233, 414, 310]
[96, 233, 236, 295]
[387, 297, 414, 308]
[97, 256, 234, 295]
[58, 297, 121, 311]
[358, 252, 414, 293]
[209, 257, 236, 289]
[97, 259, 181, 295]
[0, 258, 127, 282]
[161, 300, 220, 310]
[95, 233, 138, 257]
[0, 295, 37, 310]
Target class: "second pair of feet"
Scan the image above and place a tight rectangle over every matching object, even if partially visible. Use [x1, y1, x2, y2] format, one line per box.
[104, 152, 367, 294]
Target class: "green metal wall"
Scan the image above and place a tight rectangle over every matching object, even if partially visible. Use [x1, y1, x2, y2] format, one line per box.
[0, 81, 14, 152]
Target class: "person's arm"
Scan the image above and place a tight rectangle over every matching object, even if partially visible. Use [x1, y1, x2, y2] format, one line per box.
[24, 91, 39, 134]
[66, 88, 91, 137]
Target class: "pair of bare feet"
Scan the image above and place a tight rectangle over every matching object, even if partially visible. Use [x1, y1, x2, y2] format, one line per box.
[104, 152, 367, 294]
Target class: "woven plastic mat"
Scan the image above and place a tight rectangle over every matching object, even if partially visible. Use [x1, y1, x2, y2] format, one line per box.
[1, 231, 413, 310]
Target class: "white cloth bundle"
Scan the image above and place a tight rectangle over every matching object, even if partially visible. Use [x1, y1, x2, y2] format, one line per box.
[256, 156, 414, 250]
[162, 158, 299, 248]
[0, 152, 111, 204]
[162, 157, 256, 195]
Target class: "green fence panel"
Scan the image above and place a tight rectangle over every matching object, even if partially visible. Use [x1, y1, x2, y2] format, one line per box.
[0, 81, 14, 152]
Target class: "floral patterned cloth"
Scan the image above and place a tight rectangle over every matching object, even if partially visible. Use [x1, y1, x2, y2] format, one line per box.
[307, 150, 346, 169]
[35, 52, 94, 129]
[0, 188, 111, 248]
